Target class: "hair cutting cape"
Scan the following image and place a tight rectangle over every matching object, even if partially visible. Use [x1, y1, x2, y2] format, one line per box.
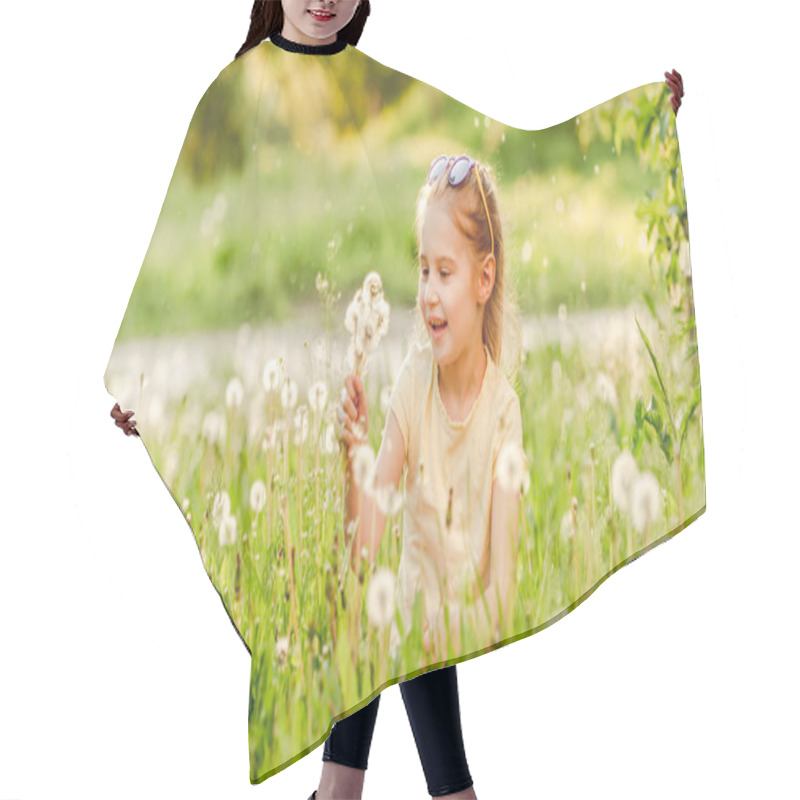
[104, 37, 706, 784]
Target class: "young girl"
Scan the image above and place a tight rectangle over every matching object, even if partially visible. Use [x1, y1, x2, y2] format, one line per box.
[341, 151, 526, 654]
[335, 145, 526, 798]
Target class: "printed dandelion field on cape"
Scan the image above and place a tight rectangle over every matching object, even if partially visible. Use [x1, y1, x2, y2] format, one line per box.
[104, 40, 705, 783]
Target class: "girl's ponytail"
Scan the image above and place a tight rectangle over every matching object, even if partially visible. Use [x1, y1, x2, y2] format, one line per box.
[235, 0, 371, 60]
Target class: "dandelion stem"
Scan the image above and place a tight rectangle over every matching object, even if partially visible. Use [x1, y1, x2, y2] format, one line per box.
[280, 495, 301, 671]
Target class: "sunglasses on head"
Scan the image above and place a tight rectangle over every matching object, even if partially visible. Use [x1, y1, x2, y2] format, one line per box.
[426, 155, 495, 260]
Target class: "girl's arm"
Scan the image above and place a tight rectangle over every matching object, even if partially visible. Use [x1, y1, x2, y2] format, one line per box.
[344, 405, 406, 575]
[430, 479, 521, 653]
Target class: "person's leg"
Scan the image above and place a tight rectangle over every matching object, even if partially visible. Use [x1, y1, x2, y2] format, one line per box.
[315, 693, 381, 800]
[399, 664, 476, 799]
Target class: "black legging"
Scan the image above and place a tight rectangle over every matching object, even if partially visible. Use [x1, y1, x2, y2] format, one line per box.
[323, 664, 473, 797]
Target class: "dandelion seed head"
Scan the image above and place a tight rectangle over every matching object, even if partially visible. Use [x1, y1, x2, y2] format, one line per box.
[352, 444, 377, 492]
[496, 442, 528, 494]
[366, 567, 396, 629]
[595, 371, 618, 408]
[521, 240, 532, 263]
[202, 410, 227, 445]
[631, 471, 661, 532]
[211, 491, 231, 527]
[218, 514, 237, 547]
[611, 450, 639, 513]
[225, 377, 244, 409]
[262, 358, 282, 393]
[250, 479, 267, 513]
[374, 482, 403, 516]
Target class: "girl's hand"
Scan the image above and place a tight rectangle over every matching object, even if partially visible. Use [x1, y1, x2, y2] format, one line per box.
[665, 68, 684, 116]
[337, 372, 369, 455]
[111, 403, 139, 437]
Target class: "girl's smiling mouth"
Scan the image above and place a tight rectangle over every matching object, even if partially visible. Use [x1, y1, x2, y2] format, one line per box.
[308, 9, 335, 21]
[430, 319, 448, 339]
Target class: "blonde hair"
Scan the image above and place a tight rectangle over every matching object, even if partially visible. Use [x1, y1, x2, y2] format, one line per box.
[410, 157, 522, 388]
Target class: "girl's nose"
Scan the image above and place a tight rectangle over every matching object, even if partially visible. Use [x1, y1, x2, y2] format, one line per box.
[423, 283, 438, 306]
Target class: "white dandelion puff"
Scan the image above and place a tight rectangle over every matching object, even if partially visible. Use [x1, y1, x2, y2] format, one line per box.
[250, 479, 267, 513]
[374, 481, 403, 516]
[345, 272, 391, 377]
[225, 377, 244, 409]
[630, 471, 661, 532]
[496, 442, 528, 494]
[521, 240, 533, 263]
[262, 358, 282, 393]
[366, 568, 396, 630]
[218, 514, 237, 547]
[595, 371, 618, 408]
[211, 491, 231, 527]
[611, 450, 639, 513]
[202, 409, 227, 445]
[351, 443, 377, 492]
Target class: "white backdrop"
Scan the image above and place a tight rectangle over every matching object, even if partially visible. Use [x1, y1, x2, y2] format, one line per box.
[1, 1, 797, 798]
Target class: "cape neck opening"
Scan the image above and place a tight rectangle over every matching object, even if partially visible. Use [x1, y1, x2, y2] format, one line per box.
[268, 31, 348, 56]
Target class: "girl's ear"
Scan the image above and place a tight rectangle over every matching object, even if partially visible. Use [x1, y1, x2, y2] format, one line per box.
[478, 253, 496, 304]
